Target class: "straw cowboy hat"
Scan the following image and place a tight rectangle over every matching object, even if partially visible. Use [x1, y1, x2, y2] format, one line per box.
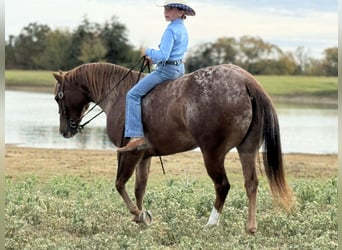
[158, 0, 196, 16]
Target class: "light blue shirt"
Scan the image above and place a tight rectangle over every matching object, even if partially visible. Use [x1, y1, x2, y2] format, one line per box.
[145, 18, 188, 64]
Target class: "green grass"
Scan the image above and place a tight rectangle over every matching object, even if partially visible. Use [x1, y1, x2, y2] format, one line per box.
[5, 70, 338, 100]
[255, 75, 338, 98]
[5, 70, 56, 87]
[5, 175, 337, 249]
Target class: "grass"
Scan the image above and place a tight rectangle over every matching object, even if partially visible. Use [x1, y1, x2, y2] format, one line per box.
[5, 145, 337, 249]
[5, 70, 56, 87]
[5, 175, 337, 249]
[5, 70, 338, 101]
[255, 75, 338, 98]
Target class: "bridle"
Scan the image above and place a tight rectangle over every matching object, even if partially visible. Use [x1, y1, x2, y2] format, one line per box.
[55, 57, 166, 174]
[55, 82, 81, 132]
[54, 56, 150, 134]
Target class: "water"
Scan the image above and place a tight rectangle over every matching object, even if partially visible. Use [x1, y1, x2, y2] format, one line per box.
[5, 90, 338, 154]
[5, 91, 112, 150]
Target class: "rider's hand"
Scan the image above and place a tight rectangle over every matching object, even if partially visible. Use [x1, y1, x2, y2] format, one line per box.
[140, 47, 153, 66]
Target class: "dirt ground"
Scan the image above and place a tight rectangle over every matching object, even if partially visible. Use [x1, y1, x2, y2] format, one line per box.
[5, 145, 337, 182]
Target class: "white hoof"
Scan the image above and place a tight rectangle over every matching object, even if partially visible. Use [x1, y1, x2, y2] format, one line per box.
[205, 207, 220, 227]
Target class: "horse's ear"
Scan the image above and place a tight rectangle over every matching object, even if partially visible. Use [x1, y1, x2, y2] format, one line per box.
[53, 72, 63, 83]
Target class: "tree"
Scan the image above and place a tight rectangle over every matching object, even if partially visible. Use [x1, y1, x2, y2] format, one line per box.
[65, 16, 101, 68]
[185, 37, 238, 72]
[185, 36, 304, 75]
[210, 37, 238, 64]
[10, 23, 51, 69]
[78, 36, 107, 63]
[5, 35, 16, 69]
[294, 46, 312, 74]
[321, 47, 338, 76]
[237, 35, 284, 74]
[4, 19, 337, 75]
[185, 42, 215, 72]
[276, 52, 297, 75]
[34, 29, 72, 70]
[100, 16, 133, 66]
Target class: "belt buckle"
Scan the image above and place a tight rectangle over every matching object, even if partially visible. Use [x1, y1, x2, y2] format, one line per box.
[164, 60, 182, 65]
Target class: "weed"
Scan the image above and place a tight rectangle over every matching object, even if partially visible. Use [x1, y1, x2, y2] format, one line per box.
[5, 176, 337, 249]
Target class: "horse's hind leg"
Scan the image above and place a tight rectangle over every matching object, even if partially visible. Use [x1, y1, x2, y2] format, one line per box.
[202, 150, 230, 226]
[237, 148, 259, 234]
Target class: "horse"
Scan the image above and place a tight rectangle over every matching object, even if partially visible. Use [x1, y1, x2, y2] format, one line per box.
[53, 61, 293, 233]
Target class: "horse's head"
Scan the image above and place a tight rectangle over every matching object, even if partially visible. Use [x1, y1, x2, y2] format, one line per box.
[53, 70, 90, 138]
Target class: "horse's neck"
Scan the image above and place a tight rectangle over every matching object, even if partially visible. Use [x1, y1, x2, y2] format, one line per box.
[88, 67, 141, 113]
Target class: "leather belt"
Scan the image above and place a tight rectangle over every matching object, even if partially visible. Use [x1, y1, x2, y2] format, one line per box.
[160, 60, 183, 66]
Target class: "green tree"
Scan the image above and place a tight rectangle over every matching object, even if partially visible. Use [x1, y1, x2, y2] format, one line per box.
[78, 36, 107, 63]
[186, 36, 293, 74]
[185, 37, 238, 72]
[34, 29, 72, 70]
[210, 37, 237, 64]
[277, 52, 297, 75]
[186, 42, 215, 72]
[5, 35, 16, 69]
[303, 47, 337, 76]
[5, 19, 337, 76]
[10, 23, 51, 69]
[321, 47, 338, 76]
[100, 16, 133, 66]
[65, 16, 102, 68]
[237, 35, 284, 74]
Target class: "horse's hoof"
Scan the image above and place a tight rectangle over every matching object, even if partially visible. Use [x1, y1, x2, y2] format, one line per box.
[205, 223, 218, 228]
[246, 227, 257, 234]
[137, 210, 153, 226]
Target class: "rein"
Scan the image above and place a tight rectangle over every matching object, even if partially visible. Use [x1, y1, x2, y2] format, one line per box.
[56, 56, 165, 174]
[78, 56, 150, 131]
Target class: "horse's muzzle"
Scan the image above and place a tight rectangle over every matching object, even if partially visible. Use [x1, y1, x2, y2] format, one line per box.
[60, 119, 81, 138]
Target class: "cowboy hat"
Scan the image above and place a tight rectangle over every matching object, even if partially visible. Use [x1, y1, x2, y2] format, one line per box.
[158, 0, 196, 16]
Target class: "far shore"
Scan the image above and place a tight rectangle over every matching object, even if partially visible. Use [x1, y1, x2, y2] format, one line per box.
[6, 85, 55, 94]
[5, 85, 338, 107]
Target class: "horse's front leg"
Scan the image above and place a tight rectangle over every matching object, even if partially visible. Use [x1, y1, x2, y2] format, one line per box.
[115, 152, 144, 221]
[135, 157, 151, 210]
[134, 157, 152, 225]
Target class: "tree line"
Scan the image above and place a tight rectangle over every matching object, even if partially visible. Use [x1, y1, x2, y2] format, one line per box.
[5, 16, 337, 76]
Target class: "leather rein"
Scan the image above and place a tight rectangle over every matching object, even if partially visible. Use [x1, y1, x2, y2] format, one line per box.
[55, 57, 165, 175]
[55, 56, 150, 133]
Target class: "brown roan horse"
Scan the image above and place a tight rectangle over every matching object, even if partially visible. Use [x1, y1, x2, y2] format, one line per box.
[53, 62, 293, 233]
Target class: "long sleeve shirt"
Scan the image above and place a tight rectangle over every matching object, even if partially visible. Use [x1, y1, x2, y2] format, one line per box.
[145, 18, 188, 64]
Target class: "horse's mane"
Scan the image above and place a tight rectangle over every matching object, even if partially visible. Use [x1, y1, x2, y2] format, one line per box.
[65, 62, 140, 100]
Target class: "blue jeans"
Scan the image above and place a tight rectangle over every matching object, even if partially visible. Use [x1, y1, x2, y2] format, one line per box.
[124, 63, 185, 138]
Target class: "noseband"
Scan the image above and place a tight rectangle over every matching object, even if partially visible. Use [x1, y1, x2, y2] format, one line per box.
[55, 82, 81, 132]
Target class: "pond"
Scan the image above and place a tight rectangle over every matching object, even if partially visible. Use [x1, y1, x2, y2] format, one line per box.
[5, 90, 337, 154]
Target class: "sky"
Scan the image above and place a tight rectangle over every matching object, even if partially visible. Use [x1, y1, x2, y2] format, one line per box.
[5, 0, 338, 58]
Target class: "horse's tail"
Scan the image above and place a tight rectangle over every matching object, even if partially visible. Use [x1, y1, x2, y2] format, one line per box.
[245, 75, 294, 210]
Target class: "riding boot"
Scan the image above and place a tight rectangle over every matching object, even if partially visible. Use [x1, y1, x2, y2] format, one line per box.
[117, 138, 147, 152]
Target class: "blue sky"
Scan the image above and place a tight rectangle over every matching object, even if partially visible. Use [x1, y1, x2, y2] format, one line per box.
[5, 0, 338, 58]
